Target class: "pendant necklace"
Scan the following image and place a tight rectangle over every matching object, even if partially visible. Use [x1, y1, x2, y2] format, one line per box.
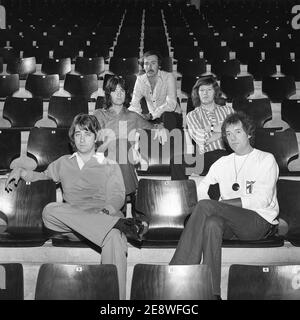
[232, 152, 251, 191]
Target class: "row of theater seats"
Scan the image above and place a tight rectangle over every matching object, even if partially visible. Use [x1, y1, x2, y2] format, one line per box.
[0, 176, 300, 249]
[2, 262, 300, 300]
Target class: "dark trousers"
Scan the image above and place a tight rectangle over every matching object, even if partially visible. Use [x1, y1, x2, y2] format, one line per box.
[170, 199, 272, 295]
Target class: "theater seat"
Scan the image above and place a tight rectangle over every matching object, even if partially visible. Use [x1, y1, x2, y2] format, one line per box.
[130, 264, 215, 300]
[0, 178, 56, 247]
[227, 264, 300, 300]
[281, 99, 300, 132]
[0, 263, 23, 300]
[220, 75, 254, 102]
[35, 264, 119, 300]
[132, 179, 197, 248]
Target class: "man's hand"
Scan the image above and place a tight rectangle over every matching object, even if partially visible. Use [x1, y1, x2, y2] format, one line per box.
[5, 168, 26, 192]
[153, 126, 168, 145]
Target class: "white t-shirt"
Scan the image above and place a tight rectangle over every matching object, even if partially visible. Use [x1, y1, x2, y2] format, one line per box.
[197, 148, 279, 224]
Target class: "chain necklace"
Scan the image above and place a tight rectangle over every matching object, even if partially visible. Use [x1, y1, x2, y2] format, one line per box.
[232, 152, 251, 191]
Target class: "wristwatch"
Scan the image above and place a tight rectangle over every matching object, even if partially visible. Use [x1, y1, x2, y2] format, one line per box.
[102, 208, 110, 215]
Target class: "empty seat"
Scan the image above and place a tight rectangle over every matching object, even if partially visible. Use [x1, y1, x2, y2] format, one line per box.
[130, 264, 214, 300]
[22, 45, 51, 64]
[0, 74, 19, 99]
[177, 58, 207, 77]
[27, 127, 71, 172]
[220, 75, 254, 101]
[35, 264, 119, 300]
[0, 178, 56, 246]
[109, 57, 139, 76]
[25, 74, 60, 99]
[0, 263, 23, 300]
[227, 264, 300, 300]
[0, 129, 21, 174]
[281, 60, 300, 81]
[262, 76, 296, 103]
[74, 57, 105, 77]
[133, 179, 197, 247]
[63, 73, 98, 99]
[210, 59, 241, 79]
[6, 57, 36, 80]
[41, 58, 72, 80]
[3, 97, 43, 129]
[232, 98, 272, 128]
[247, 58, 277, 81]
[281, 99, 300, 132]
[254, 128, 299, 175]
[48, 96, 89, 128]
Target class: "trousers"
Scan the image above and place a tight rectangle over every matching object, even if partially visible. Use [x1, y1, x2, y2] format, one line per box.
[42, 202, 128, 300]
[170, 199, 272, 295]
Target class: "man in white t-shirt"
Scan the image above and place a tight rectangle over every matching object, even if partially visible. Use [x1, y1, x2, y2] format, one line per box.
[170, 112, 279, 299]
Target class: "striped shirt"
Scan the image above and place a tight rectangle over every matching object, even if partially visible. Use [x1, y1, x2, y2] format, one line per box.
[186, 104, 234, 153]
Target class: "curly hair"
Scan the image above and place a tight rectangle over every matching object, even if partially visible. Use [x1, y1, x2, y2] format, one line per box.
[104, 76, 130, 109]
[69, 113, 101, 151]
[221, 111, 256, 147]
[191, 75, 225, 107]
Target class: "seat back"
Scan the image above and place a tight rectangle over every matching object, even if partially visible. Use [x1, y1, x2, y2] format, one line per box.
[130, 264, 214, 300]
[109, 57, 139, 76]
[0, 129, 21, 174]
[232, 97, 272, 128]
[63, 73, 98, 99]
[27, 127, 71, 172]
[0, 263, 23, 300]
[6, 57, 36, 80]
[48, 96, 88, 128]
[0, 74, 19, 98]
[281, 99, 300, 132]
[3, 97, 43, 129]
[41, 58, 72, 80]
[25, 74, 60, 99]
[254, 128, 299, 174]
[228, 264, 300, 300]
[35, 264, 119, 300]
[74, 56, 105, 76]
[220, 75, 254, 101]
[135, 179, 197, 246]
[0, 178, 56, 235]
[262, 76, 296, 103]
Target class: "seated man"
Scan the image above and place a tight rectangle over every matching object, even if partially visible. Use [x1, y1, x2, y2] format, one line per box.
[128, 50, 182, 130]
[5, 114, 142, 300]
[170, 112, 279, 299]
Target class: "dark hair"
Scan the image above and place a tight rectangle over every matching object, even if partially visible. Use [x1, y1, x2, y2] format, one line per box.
[69, 113, 101, 151]
[104, 76, 130, 109]
[191, 75, 225, 107]
[141, 50, 162, 68]
[221, 111, 256, 147]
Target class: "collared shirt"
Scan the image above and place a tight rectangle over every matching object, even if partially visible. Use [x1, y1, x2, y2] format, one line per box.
[23, 153, 125, 216]
[129, 70, 181, 119]
[186, 104, 233, 153]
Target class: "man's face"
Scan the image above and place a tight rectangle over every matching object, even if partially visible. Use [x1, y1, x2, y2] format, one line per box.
[225, 121, 251, 155]
[74, 125, 96, 154]
[143, 55, 159, 78]
[198, 84, 215, 105]
[110, 84, 125, 106]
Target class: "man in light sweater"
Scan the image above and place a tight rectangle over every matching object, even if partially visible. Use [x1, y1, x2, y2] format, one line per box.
[170, 112, 279, 299]
[5, 114, 143, 300]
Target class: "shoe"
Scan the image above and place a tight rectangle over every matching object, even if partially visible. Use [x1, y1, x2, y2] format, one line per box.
[133, 217, 149, 240]
[114, 218, 140, 241]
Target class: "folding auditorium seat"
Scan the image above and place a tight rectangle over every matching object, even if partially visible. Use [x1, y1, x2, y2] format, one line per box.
[63, 73, 98, 100]
[232, 98, 272, 128]
[130, 264, 214, 300]
[281, 99, 300, 132]
[172, 45, 200, 60]
[247, 58, 277, 81]
[220, 75, 254, 102]
[131, 179, 197, 248]
[202, 46, 231, 64]
[3, 97, 43, 129]
[25, 74, 60, 100]
[264, 47, 292, 65]
[277, 179, 300, 246]
[74, 57, 105, 78]
[235, 46, 262, 65]
[48, 96, 89, 128]
[210, 59, 241, 79]
[109, 57, 139, 76]
[227, 264, 300, 300]
[26, 127, 71, 172]
[0, 74, 20, 99]
[0, 177, 56, 246]
[35, 264, 119, 300]
[0, 129, 21, 174]
[22, 45, 51, 64]
[254, 128, 299, 176]
[281, 60, 300, 81]
[6, 57, 36, 80]
[83, 42, 110, 60]
[52, 45, 79, 63]
[176, 58, 207, 77]
[112, 45, 140, 59]
[41, 58, 72, 80]
[0, 47, 21, 63]
[262, 76, 296, 103]
[0, 263, 23, 300]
